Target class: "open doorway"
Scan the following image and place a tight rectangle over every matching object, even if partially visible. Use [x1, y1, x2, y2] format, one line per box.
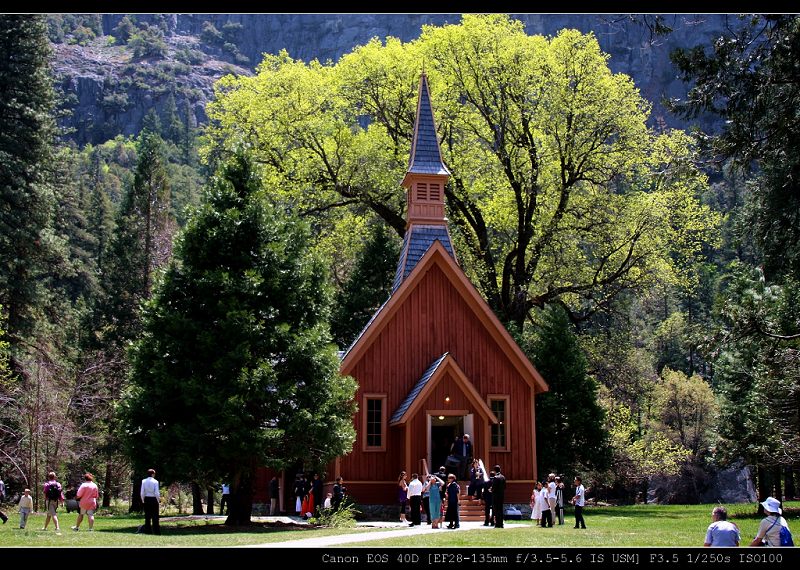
[430, 415, 464, 474]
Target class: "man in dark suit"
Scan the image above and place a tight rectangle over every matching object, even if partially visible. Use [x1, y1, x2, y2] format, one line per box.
[492, 464, 506, 528]
[269, 476, 280, 515]
[332, 476, 345, 511]
[311, 473, 323, 516]
[450, 434, 473, 480]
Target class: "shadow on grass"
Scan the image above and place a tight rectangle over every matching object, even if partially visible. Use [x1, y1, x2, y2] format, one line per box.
[583, 506, 681, 518]
[100, 519, 318, 536]
[588, 503, 800, 522]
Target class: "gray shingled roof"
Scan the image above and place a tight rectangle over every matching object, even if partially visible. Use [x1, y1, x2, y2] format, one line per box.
[407, 74, 450, 176]
[392, 225, 455, 292]
[390, 353, 449, 424]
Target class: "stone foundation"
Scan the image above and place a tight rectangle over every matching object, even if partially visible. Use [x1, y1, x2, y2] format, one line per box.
[251, 501, 535, 519]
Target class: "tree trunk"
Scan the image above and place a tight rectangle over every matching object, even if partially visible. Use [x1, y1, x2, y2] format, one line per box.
[225, 469, 254, 526]
[191, 481, 204, 515]
[773, 465, 783, 501]
[102, 461, 113, 508]
[207, 486, 215, 515]
[756, 464, 768, 514]
[786, 466, 797, 500]
[129, 478, 143, 513]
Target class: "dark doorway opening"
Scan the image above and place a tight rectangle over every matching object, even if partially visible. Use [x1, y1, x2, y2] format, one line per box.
[431, 415, 463, 475]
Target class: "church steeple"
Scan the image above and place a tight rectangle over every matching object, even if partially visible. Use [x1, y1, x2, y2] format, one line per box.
[401, 73, 450, 228]
[392, 73, 457, 293]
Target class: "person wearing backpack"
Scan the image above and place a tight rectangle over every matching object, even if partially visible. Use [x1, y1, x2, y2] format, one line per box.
[41, 471, 64, 534]
[750, 496, 794, 547]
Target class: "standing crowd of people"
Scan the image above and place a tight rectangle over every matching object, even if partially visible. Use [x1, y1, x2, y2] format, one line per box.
[393, 455, 509, 530]
[530, 473, 581, 528]
[290, 472, 346, 519]
[0, 464, 794, 546]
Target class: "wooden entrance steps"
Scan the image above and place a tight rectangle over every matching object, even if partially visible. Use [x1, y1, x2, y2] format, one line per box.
[451, 491, 484, 522]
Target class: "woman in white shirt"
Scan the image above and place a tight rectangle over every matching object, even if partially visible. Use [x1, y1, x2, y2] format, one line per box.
[750, 496, 792, 547]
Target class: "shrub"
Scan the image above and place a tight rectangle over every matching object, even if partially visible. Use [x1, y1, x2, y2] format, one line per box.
[308, 503, 360, 529]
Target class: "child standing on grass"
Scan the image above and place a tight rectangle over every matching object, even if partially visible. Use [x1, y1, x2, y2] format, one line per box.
[18, 489, 33, 529]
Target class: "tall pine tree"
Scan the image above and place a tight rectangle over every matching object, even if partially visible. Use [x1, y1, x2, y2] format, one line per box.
[532, 305, 611, 478]
[0, 15, 57, 343]
[331, 222, 400, 348]
[99, 130, 173, 344]
[121, 155, 356, 525]
[89, 131, 174, 511]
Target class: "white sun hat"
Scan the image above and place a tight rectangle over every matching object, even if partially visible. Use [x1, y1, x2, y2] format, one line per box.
[760, 496, 782, 515]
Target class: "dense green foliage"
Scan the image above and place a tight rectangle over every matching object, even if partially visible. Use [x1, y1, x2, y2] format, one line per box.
[531, 305, 611, 478]
[0, 15, 209, 510]
[0, 15, 58, 340]
[672, 15, 800, 280]
[331, 222, 400, 347]
[121, 156, 357, 524]
[671, 14, 800, 500]
[205, 14, 724, 501]
[2, 13, 799, 511]
[206, 14, 718, 331]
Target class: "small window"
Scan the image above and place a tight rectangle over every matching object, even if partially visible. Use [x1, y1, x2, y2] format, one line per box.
[367, 399, 382, 446]
[429, 183, 441, 201]
[363, 394, 387, 451]
[416, 182, 428, 201]
[489, 396, 509, 450]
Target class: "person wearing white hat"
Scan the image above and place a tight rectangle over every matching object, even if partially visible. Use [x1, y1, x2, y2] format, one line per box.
[750, 496, 792, 546]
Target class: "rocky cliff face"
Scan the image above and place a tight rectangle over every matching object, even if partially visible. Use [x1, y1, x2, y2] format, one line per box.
[53, 14, 731, 146]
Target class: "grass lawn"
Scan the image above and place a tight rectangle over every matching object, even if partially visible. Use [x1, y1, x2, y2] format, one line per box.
[0, 509, 379, 547]
[340, 502, 800, 547]
[0, 502, 796, 547]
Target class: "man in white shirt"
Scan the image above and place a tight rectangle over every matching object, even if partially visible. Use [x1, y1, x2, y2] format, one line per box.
[140, 468, 160, 535]
[572, 475, 586, 529]
[407, 473, 423, 526]
[220, 483, 231, 516]
[543, 473, 556, 527]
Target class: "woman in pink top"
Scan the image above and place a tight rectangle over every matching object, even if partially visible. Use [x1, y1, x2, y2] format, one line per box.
[72, 473, 99, 531]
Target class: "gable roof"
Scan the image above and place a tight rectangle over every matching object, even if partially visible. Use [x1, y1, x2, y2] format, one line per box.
[393, 225, 456, 292]
[390, 353, 449, 424]
[390, 352, 498, 426]
[406, 73, 450, 177]
[341, 240, 548, 394]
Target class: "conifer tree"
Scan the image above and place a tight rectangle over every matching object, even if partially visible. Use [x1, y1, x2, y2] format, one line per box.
[121, 154, 356, 524]
[0, 15, 58, 342]
[331, 222, 400, 348]
[532, 305, 611, 477]
[90, 132, 173, 512]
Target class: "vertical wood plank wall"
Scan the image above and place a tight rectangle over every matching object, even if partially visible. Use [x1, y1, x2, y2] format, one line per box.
[339, 263, 536, 498]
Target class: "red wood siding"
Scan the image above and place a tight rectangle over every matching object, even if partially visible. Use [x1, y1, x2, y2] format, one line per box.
[340, 263, 537, 496]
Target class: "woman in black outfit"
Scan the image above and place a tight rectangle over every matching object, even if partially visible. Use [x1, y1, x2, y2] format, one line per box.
[445, 474, 460, 529]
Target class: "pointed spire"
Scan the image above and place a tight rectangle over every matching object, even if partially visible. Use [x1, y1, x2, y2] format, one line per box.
[393, 73, 457, 289]
[406, 73, 450, 177]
